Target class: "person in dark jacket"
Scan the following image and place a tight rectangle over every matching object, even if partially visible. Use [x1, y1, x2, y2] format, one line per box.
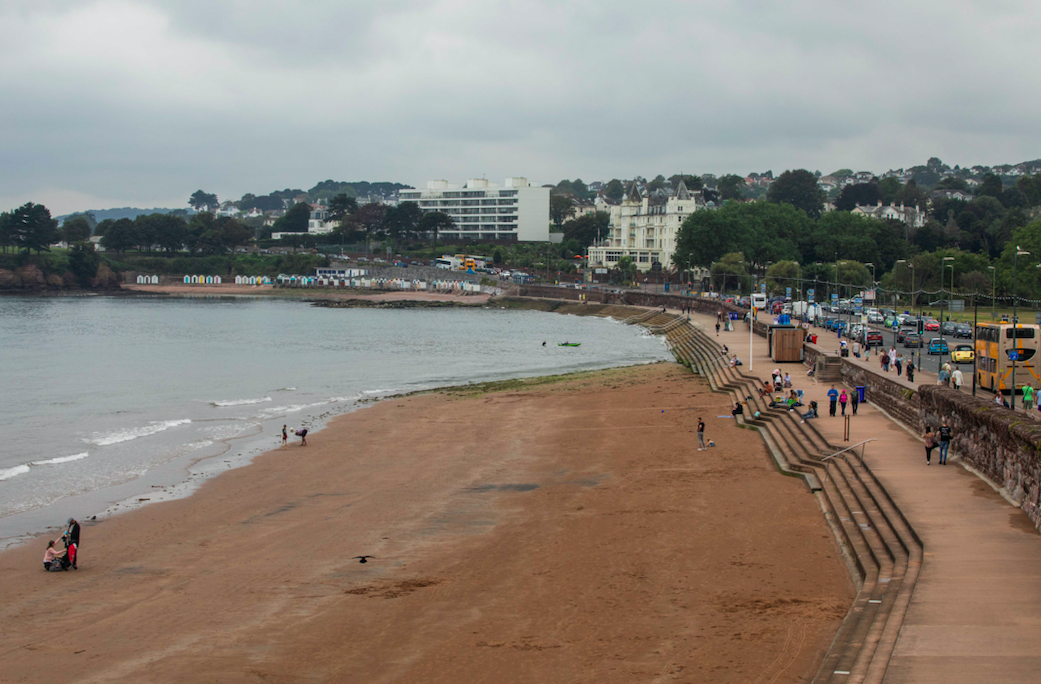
[938, 418, 953, 465]
[65, 517, 80, 569]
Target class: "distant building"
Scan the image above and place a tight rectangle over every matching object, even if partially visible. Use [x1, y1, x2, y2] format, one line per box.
[587, 180, 709, 275]
[399, 177, 549, 242]
[308, 207, 335, 235]
[852, 201, 926, 229]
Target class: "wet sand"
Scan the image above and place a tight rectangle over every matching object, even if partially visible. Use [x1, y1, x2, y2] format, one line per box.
[123, 282, 492, 303]
[0, 363, 853, 683]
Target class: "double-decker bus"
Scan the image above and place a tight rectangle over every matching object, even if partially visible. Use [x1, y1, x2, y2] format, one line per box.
[975, 323, 1041, 395]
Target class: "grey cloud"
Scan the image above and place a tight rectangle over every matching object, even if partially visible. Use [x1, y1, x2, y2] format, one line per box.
[2, 0, 1041, 213]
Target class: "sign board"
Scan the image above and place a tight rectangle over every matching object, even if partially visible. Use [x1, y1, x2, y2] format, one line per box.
[785, 287, 792, 297]
[854, 297, 863, 305]
[1008, 349, 1036, 361]
[1008, 350, 1020, 361]
[595, 268, 607, 274]
[664, 283, 670, 292]
[760, 283, 766, 293]
[831, 294, 838, 301]
[807, 288, 815, 303]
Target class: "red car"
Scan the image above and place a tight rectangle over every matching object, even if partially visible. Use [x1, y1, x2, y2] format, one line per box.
[865, 331, 884, 346]
[924, 319, 940, 332]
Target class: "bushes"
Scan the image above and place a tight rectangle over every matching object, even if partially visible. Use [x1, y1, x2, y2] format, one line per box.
[105, 253, 330, 277]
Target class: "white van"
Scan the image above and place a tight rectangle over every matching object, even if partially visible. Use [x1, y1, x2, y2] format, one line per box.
[751, 293, 767, 310]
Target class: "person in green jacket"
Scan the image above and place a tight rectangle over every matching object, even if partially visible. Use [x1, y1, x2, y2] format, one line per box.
[1023, 384, 1034, 413]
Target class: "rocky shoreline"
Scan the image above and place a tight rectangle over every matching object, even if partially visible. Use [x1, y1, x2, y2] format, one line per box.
[0, 263, 121, 292]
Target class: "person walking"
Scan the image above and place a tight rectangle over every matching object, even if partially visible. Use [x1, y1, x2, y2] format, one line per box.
[828, 385, 839, 417]
[894, 352, 903, 377]
[1023, 384, 1034, 413]
[906, 360, 915, 383]
[923, 425, 936, 465]
[952, 367, 964, 391]
[697, 417, 706, 451]
[938, 418, 952, 465]
[850, 387, 859, 415]
[716, 321, 721, 336]
[881, 351, 890, 373]
[852, 340, 861, 358]
[839, 389, 849, 416]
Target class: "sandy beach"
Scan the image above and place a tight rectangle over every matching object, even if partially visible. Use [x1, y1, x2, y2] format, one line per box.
[0, 363, 853, 683]
[123, 282, 492, 304]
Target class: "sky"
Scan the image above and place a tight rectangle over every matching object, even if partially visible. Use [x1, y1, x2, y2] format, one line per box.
[2, 0, 1040, 215]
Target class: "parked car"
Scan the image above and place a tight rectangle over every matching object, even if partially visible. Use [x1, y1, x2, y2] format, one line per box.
[904, 333, 923, 348]
[924, 319, 940, 332]
[954, 323, 973, 338]
[928, 338, 949, 355]
[866, 331, 884, 346]
[824, 318, 837, 330]
[951, 344, 975, 364]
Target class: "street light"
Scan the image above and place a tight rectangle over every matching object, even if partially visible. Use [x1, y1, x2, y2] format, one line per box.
[940, 256, 954, 343]
[1011, 246, 1030, 408]
[988, 265, 996, 313]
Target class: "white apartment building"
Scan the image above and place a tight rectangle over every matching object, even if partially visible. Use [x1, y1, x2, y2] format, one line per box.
[398, 177, 549, 242]
[587, 180, 707, 274]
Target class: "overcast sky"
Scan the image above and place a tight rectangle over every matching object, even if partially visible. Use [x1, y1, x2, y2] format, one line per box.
[2, 0, 1040, 214]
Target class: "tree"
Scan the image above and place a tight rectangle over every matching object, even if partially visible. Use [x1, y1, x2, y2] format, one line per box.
[976, 173, 1003, 199]
[830, 169, 854, 178]
[189, 190, 219, 211]
[562, 211, 609, 247]
[351, 203, 388, 244]
[767, 169, 825, 219]
[382, 202, 423, 242]
[149, 214, 188, 253]
[835, 182, 881, 212]
[935, 176, 968, 192]
[647, 174, 667, 192]
[674, 201, 812, 272]
[329, 193, 358, 222]
[717, 174, 746, 201]
[67, 242, 100, 287]
[550, 194, 576, 229]
[879, 177, 902, 205]
[420, 211, 455, 250]
[765, 260, 800, 295]
[273, 202, 311, 234]
[710, 252, 748, 293]
[961, 270, 990, 296]
[61, 217, 92, 245]
[221, 218, 251, 250]
[812, 211, 905, 269]
[604, 179, 625, 200]
[670, 174, 703, 190]
[9, 202, 59, 254]
[100, 218, 137, 254]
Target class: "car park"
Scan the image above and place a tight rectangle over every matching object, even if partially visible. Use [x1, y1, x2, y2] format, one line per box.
[928, 338, 949, 355]
[904, 333, 923, 348]
[951, 344, 975, 364]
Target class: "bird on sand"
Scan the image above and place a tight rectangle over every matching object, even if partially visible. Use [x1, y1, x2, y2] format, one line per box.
[353, 556, 375, 564]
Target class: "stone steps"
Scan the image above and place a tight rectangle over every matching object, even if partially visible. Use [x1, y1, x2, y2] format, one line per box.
[652, 321, 922, 684]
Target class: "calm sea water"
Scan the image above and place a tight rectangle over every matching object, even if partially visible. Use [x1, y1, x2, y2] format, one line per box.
[0, 295, 670, 547]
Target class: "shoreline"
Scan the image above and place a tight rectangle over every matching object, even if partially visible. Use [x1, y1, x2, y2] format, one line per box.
[0, 362, 853, 682]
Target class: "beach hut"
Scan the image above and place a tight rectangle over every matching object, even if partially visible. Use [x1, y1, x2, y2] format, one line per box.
[150, 275, 159, 284]
[184, 276, 190, 284]
[191, 275, 200, 284]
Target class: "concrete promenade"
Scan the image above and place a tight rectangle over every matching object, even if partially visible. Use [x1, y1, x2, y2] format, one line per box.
[683, 308, 1041, 682]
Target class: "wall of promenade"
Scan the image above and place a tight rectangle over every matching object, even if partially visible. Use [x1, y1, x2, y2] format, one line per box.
[512, 285, 745, 317]
[802, 340, 1041, 530]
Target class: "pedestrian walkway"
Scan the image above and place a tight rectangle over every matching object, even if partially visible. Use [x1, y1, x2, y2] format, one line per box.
[679, 308, 1041, 683]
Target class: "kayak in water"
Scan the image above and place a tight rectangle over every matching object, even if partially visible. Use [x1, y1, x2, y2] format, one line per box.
[558, 342, 581, 347]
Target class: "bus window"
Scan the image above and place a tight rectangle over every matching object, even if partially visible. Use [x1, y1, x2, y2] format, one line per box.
[1007, 328, 1036, 339]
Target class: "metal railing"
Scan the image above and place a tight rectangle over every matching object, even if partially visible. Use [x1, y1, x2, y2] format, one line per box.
[821, 438, 877, 465]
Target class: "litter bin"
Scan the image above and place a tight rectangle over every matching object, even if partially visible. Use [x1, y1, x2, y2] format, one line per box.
[856, 386, 866, 403]
[841, 347, 849, 358]
[808, 334, 818, 344]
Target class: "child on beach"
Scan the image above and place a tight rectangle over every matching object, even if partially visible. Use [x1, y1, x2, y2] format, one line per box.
[282, 425, 288, 446]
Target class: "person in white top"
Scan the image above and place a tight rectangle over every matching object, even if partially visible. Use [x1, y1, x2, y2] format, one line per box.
[952, 367, 964, 390]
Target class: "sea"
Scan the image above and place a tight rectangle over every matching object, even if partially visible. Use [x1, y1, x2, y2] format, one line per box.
[0, 295, 671, 549]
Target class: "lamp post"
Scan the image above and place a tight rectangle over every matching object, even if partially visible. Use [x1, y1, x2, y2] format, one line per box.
[1011, 246, 1030, 408]
[941, 256, 954, 344]
[988, 265, 996, 313]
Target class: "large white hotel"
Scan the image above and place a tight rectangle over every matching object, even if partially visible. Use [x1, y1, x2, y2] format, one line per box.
[399, 177, 549, 242]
